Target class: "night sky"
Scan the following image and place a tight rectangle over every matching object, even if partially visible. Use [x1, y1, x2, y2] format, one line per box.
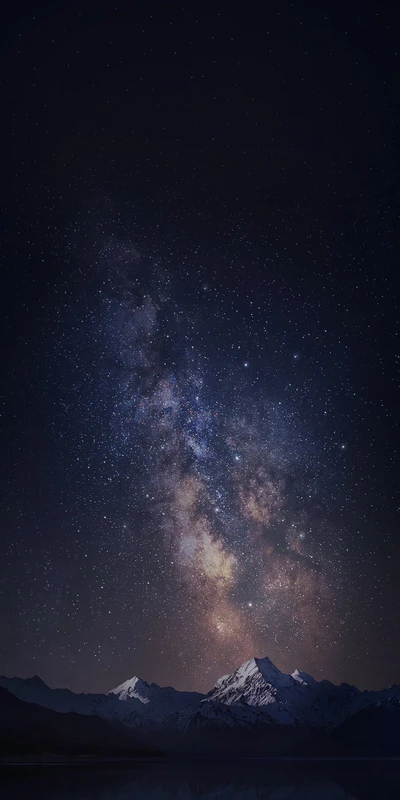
[1, 1, 399, 695]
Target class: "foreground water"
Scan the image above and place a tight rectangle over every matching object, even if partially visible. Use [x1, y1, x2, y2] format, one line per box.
[1, 760, 400, 799]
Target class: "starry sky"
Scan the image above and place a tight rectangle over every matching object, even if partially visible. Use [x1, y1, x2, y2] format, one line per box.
[1, 1, 399, 694]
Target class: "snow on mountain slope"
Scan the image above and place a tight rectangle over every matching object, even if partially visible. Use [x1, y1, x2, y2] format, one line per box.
[0, 673, 205, 731]
[204, 656, 312, 725]
[169, 696, 277, 734]
[0, 674, 143, 727]
[292, 669, 318, 688]
[109, 677, 155, 703]
[2, 656, 400, 735]
[108, 676, 204, 725]
[204, 655, 400, 729]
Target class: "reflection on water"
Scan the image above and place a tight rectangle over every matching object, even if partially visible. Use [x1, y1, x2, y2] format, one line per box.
[1, 762, 400, 799]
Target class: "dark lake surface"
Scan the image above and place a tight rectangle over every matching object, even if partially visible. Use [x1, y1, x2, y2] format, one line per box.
[1, 760, 400, 799]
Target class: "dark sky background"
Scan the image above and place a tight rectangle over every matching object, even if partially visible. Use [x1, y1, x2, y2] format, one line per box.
[1, 0, 399, 694]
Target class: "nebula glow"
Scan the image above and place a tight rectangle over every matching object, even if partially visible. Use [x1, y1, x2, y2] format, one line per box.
[86, 235, 349, 689]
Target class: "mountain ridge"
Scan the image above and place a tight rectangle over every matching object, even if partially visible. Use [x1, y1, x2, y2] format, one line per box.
[2, 653, 400, 741]
[0, 686, 156, 756]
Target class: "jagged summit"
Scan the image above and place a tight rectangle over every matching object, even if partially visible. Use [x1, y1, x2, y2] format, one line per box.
[2, 655, 400, 736]
[29, 674, 49, 688]
[254, 655, 296, 687]
[108, 676, 157, 703]
[210, 655, 282, 686]
[0, 673, 48, 688]
[30, 674, 45, 684]
[107, 674, 205, 726]
[204, 655, 310, 724]
[254, 655, 280, 672]
[291, 669, 319, 688]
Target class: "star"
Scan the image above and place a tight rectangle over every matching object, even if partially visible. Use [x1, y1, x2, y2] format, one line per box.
[2, 1, 396, 699]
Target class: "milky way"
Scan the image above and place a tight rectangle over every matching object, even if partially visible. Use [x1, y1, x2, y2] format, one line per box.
[83, 232, 349, 689]
[2, 2, 399, 696]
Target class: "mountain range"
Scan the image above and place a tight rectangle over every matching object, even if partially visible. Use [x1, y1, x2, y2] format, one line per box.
[0, 686, 155, 757]
[1, 655, 400, 756]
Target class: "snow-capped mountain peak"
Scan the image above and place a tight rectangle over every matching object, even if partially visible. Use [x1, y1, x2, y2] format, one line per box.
[254, 655, 283, 679]
[204, 656, 306, 724]
[2, 655, 400, 738]
[203, 655, 394, 729]
[291, 669, 318, 688]
[108, 676, 158, 703]
[291, 669, 307, 685]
